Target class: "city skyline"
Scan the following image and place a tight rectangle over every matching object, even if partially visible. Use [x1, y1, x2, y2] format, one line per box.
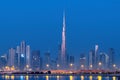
[0, 0, 120, 67]
[0, 12, 120, 66]
[0, 0, 120, 79]
[0, 13, 118, 71]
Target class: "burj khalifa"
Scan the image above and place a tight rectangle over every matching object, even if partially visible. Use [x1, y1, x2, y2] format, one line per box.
[61, 12, 66, 69]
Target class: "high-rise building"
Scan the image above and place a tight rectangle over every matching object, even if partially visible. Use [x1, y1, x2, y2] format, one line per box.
[44, 51, 51, 70]
[69, 56, 75, 70]
[8, 48, 15, 67]
[99, 52, 109, 70]
[88, 50, 95, 70]
[14, 52, 19, 69]
[26, 45, 31, 70]
[80, 54, 86, 70]
[57, 44, 61, 69]
[20, 41, 26, 70]
[95, 45, 99, 69]
[32, 50, 40, 71]
[0, 55, 7, 69]
[16, 46, 21, 70]
[20, 41, 26, 54]
[61, 12, 66, 69]
[51, 60, 57, 70]
[108, 48, 115, 70]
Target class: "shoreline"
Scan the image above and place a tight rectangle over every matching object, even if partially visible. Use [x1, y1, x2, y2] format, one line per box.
[0, 73, 120, 77]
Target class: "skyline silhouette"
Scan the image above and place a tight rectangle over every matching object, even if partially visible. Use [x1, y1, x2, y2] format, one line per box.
[0, 0, 120, 64]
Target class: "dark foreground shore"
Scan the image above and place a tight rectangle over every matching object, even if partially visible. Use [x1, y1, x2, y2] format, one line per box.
[1, 72, 120, 77]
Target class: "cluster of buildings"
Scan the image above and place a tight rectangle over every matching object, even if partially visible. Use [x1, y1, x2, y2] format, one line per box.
[0, 41, 41, 71]
[80, 45, 116, 71]
[0, 13, 117, 71]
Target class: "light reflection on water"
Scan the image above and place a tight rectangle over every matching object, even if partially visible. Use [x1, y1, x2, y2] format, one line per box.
[25, 75, 29, 80]
[70, 75, 74, 80]
[81, 75, 84, 80]
[46, 75, 49, 80]
[0, 75, 119, 80]
[98, 76, 102, 80]
[113, 76, 116, 80]
[57, 76, 60, 80]
[11, 75, 15, 80]
[89, 76, 93, 80]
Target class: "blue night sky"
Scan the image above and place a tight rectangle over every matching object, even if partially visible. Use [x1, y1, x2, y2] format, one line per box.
[0, 0, 120, 62]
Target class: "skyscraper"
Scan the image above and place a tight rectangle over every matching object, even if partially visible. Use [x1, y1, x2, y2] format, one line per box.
[16, 46, 21, 69]
[8, 48, 15, 67]
[108, 48, 115, 70]
[20, 41, 26, 70]
[99, 52, 109, 70]
[95, 45, 99, 69]
[88, 50, 95, 70]
[69, 56, 75, 70]
[57, 44, 61, 69]
[61, 12, 66, 69]
[80, 54, 86, 70]
[32, 50, 40, 71]
[0, 55, 7, 69]
[26, 45, 31, 69]
[44, 51, 51, 70]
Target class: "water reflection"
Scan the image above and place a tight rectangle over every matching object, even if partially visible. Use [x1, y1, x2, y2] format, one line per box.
[20, 76, 24, 80]
[105, 76, 109, 80]
[5, 75, 10, 80]
[57, 76, 60, 80]
[46, 76, 49, 80]
[26, 75, 29, 80]
[2, 75, 4, 79]
[81, 76, 84, 80]
[70, 76, 74, 80]
[98, 76, 102, 80]
[113, 76, 116, 80]
[89, 76, 93, 80]
[0, 75, 119, 80]
[11, 75, 15, 80]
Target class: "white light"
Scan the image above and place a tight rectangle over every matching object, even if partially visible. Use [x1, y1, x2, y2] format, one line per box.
[21, 54, 24, 57]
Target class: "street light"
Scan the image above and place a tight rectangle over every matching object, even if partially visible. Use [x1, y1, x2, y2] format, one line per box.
[70, 64, 73, 67]
[113, 64, 116, 68]
[57, 64, 60, 70]
[98, 62, 102, 70]
[90, 65, 93, 69]
[98, 62, 102, 66]
[81, 65, 84, 70]
[113, 64, 116, 71]
[57, 64, 60, 67]
[46, 64, 49, 68]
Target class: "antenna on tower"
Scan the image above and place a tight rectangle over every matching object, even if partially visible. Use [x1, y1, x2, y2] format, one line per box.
[63, 11, 66, 32]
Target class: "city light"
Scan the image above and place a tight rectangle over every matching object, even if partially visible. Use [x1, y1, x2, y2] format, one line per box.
[89, 76, 93, 80]
[70, 64, 73, 67]
[98, 62, 102, 66]
[0, 12, 118, 73]
[46, 76, 49, 80]
[98, 76, 102, 80]
[90, 65, 93, 68]
[11, 75, 15, 80]
[113, 64, 116, 68]
[57, 64, 60, 67]
[81, 76, 84, 80]
[112, 76, 116, 80]
[69, 76, 73, 80]
[81, 65, 84, 68]
[46, 64, 50, 68]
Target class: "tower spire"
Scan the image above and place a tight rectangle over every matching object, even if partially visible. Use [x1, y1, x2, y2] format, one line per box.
[63, 11, 65, 32]
[61, 11, 66, 69]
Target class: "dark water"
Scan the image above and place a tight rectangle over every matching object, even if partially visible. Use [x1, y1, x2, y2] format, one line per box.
[0, 75, 119, 80]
